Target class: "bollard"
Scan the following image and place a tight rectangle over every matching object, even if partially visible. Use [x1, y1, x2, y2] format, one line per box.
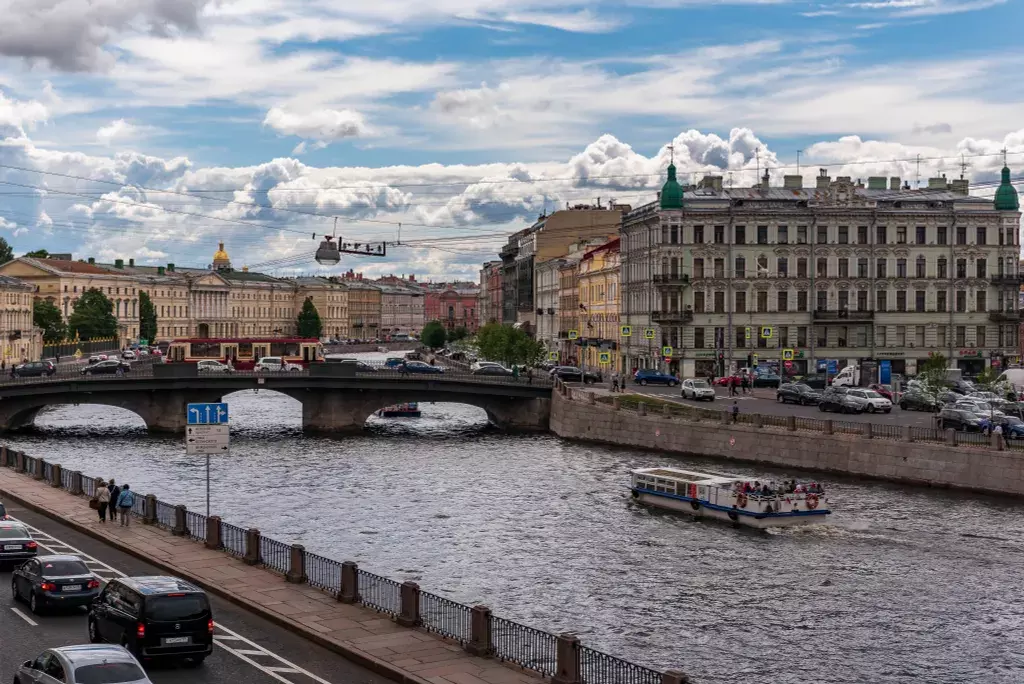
[397, 581, 421, 627]
[902, 425, 914, 443]
[637, 402, 646, 416]
[206, 515, 222, 550]
[286, 544, 307, 583]
[612, 397, 621, 410]
[33, 458, 44, 480]
[787, 415, 796, 431]
[244, 528, 261, 566]
[71, 471, 83, 496]
[338, 561, 360, 603]
[863, 423, 873, 439]
[143, 495, 156, 525]
[945, 428, 957, 446]
[15, 451, 24, 472]
[552, 633, 582, 684]
[172, 505, 188, 536]
[465, 605, 493, 656]
[663, 670, 693, 684]
[50, 463, 62, 488]
[754, 413, 763, 428]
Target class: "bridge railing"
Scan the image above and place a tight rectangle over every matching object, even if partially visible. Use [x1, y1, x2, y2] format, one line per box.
[2, 446, 685, 684]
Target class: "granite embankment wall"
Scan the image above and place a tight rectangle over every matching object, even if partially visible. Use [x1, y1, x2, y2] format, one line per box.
[549, 388, 1024, 497]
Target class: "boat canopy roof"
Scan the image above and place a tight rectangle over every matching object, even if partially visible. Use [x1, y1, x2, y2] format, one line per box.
[632, 467, 741, 487]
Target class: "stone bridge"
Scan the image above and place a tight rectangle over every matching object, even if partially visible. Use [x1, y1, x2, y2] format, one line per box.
[0, 365, 553, 434]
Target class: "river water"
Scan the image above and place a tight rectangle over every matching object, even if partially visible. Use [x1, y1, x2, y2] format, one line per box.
[5, 363, 1024, 683]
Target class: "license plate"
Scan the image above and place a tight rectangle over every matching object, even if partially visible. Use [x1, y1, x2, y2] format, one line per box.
[3, 544, 20, 550]
[163, 636, 191, 645]
[61, 585, 81, 592]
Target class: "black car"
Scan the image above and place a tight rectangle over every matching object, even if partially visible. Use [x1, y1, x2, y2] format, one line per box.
[81, 359, 130, 376]
[752, 373, 782, 388]
[799, 373, 830, 390]
[401, 361, 444, 374]
[12, 555, 100, 614]
[936, 408, 983, 432]
[0, 502, 8, 520]
[0, 521, 37, 568]
[553, 366, 601, 384]
[776, 383, 821, 405]
[88, 576, 214, 666]
[818, 388, 863, 414]
[13, 360, 56, 378]
[899, 390, 939, 412]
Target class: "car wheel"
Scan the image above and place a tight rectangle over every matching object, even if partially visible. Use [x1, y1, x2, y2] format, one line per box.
[777, 395, 784, 403]
[29, 592, 42, 615]
[900, 402, 907, 410]
[668, 381, 676, 387]
[819, 404, 826, 412]
[85, 370, 92, 376]
[183, 656, 207, 668]
[88, 618, 102, 643]
[640, 379, 648, 386]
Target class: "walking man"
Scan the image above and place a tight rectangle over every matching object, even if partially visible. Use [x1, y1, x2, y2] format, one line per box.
[116, 484, 135, 527]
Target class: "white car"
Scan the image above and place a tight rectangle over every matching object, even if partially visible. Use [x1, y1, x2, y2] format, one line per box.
[470, 361, 502, 372]
[121, 350, 137, 360]
[681, 378, 716, 401]
[846, 388, 892, 413]
[197, 360, 233, 373]
[16, 644, 153, 684]
[88, 354, 108, 363]
[254, 356, 302, 372]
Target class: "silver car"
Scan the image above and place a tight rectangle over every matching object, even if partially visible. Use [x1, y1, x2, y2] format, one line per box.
[681, 378, 716, 401]
[197, 360, 233, 374]
[16, 645, 152, 683]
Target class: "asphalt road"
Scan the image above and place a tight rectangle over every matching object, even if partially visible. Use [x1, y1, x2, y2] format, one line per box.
[0, 503, 393, 684]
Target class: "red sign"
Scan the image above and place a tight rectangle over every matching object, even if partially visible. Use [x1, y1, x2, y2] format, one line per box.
[784, 360, 793, 369]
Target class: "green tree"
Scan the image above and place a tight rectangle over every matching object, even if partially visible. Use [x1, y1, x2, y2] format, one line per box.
[475, 323, 545, 367]
[447, 325, 469, 342]
[918, 353, 950, 392]
[421, 320, 447, 349]
[23, 249, 48, 258]
[67, 288, 118, 341]
[139, 291, 157, 342]
[33, 299, 66, 344]
[296, 297, 323, 338]
[0, 237, 12, 264]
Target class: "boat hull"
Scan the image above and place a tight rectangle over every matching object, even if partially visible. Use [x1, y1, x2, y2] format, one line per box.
[632, 490, 829, 529]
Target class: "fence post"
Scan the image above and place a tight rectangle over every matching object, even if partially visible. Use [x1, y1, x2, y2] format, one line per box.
[754, 413, 763, 428]
[15, 451, 24, 473]
[338, 561, 360, 603]
[0, 446, 6, 467]
[33, 458, 44, 480]
[397, 581, 421, 627]
[662, 670, 693, 684]
[552, 633, 582, 684]
[71, 471, 83, 495]
[50, 463, 62, 487]
[206, 516, 222, 550]
[863, 423, 873, 439]
[465, 605, 493, 656]
[637, 403, 646, 416]
[787, 415, 796, 431]
[143, 495, 157, 525]
[902, 426, 914, 443]
[823, 420, 833, 435]
[587, 392, 596, 405]
[172, 505, 188, 536]
[612, 398, 620, 410]
[945, 428, 957, 446]
[287, 544, 307, 583]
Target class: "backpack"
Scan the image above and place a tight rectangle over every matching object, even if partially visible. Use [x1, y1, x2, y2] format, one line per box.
[119, 490, 135, 508]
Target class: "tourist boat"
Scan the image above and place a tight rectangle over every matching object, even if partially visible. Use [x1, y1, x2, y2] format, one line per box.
[629, 467, 831, 529]
[377, 402, 421, 418]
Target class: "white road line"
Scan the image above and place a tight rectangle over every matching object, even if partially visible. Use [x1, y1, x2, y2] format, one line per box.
[11, 607, 38, 626]
[13, 518, 336, 684]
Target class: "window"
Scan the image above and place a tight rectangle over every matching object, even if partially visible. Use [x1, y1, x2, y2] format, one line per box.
[838, 326, 848, 347]
[670, 225, 679, 244]
[777, 290, 788, 312]
[857, 258, 868, 278]
[694, 291, 705, 312]
[797, 258, 808, 278]
[856, 326, 868, 347]
[976, 227, 987, 245]
[937, 226, 947, 245]
[735, 326, 746, 348]
[838, 226, 848, 244]
[797, 326, 808, 347]
[713, 225, 724, 243]
[956, 259, 967, 279]
[757, 291, 768, 313]
[896, 291, 907, 312]
[938, 257, 948, 279]
[694, 328, 705, 348]
[915, 290, 926, 312]
[778, 257, 788, 277]
[734, 226, 745, 245]
[937, 325, 946, 347]
[977, 326, 987, 348]
[816, 326, 827, 347]
[817, 225, 828, 244]
[858, 226, 868, 244]
[714, 258, 725, 278]
[937, 290, 947, 312]
[858, 290, 868, 311]
[896, 325, 906, 346]
[876, 226, 887, 244]
[694, 226, 704, 243]
[797, 226, 807, 244]
[839, 258, 849, 278]
[714, 291, 725, 313]
[736, 291, 746, 313]
[916, 226, 927, 245]
[778, 225, 788, 244]
[976, 259, 987, 279]
[896, 258, 907, 278]
[876, 259, 887, 278]
[817, 258, 828, 277]
[915, 325, 925, 347]
[956, 226, 967, 245]
[956, 326, 966, 346]
[876, 291, 887, 312]
[797, 290, 808, 312]
[694, 258, 704, 278]
[977, 291, 987, 312]
[757, 226, 768, 244]
[735, 256, 746, 279]
[915, 256, 926, 278]
[897, 226, 907, 244]
[956, 290, 966, 312]
[816, 290, 827, 311]
[839, 291, 849, 310]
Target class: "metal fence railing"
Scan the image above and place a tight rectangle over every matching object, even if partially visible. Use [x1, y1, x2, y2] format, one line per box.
[580, 645, 664, 684]
[491, 615, 559, 677]
[419, 591, 472, 643]
[155, 501, 176, 528]
[131, 494, 146, 517]
[357, 569, 402, 616]
[259, 536, 291, 574]
[305, 551, 341, 593]
[221, 522, 247, 557]
[184, 510, 207, 541]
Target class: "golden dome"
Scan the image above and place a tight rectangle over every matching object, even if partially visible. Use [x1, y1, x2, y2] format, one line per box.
[213, 241, 230, 263]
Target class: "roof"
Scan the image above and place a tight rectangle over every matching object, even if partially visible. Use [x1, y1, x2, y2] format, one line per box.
[0, 274, 34, 290]
[52, 644, 139, 664]
[117, 576, 204, 595]
[35, 554, 84, 562]
[20, 257, 121, 275]
[632, 466, 744, 486]
[581, 238, 620, 261]
[218, 269, 288, 284]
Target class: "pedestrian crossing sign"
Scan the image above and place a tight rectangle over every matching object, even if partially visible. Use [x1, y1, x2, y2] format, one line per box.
[662, 346, 673, 357]
[782, 348, 794, 361]
[643, 328, 656, 339]
[598, 352, 611, 364]
[620, 325, 632, 337]
[548, 351, 559, 361]
[745, 326, 751, 339]
[760, 326, 773, 339]
[568, 330, 579, 340]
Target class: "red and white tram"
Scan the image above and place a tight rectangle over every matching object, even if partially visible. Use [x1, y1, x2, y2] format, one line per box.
[165, 337, 323, 370]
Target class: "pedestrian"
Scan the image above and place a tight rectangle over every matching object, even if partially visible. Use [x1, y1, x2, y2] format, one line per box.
[611, 370, 618, 392]
[512, 365, 520, 381]
[730, 376, 737, 396]
[55, 353, 60, 365]
[96, 480, 110, 523]
[731, 400, 739, 423]
[116, 484, 135, 526]
[108, 479, 121, 515]
[741, 374, 749, 395]
[527, 367, 533, 385]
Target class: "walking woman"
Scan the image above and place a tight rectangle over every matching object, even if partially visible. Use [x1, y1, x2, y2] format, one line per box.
[96, 479, 110, 523]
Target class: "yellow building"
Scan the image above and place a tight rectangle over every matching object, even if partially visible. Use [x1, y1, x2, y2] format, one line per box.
[576, 238, 621, 374]
[293, 277, 349, 340]
[0, 275, 41, 363]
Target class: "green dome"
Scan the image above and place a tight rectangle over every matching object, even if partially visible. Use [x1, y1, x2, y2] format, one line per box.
[994, 165, 1020, 211]
[659, 163, 684, 210]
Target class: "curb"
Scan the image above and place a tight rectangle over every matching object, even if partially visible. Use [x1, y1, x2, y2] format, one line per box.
[0, 483, 436, 684]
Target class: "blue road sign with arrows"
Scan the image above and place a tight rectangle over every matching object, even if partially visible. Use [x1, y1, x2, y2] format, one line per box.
[187, 403, 229, 425]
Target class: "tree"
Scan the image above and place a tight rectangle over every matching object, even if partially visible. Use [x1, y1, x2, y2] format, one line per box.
[33, 299, 66, 344]
[475, 323, 546, 367]
[139, 291, 157, 343]
[68, 288, 118, 341]
[0, 237, 12, 265]
[918, 353, 950, 392]
[421, 320, 447, 350]
[296, 297, 323, 338]
[23, 249, 48, 258]
[447, 325, 469, 342]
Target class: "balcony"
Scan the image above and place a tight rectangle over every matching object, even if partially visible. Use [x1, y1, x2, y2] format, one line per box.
[990, 274, 1024, 286]
[812, 310, 875, 322]
[651, 310, 694, 324]
[988, 310, 1024, 322]
[653, 274, 691, 287]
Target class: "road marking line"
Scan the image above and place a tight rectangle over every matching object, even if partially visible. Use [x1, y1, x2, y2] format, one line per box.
[11, 607, 38, 626]
[14, 517, 336, 684]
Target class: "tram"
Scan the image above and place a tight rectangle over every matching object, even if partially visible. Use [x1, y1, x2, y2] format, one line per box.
[165, 337, 323, 370]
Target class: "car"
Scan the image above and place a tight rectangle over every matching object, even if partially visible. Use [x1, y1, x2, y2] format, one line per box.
[384, 357, 407, 368]
[846, 388, 892, 413]
[681, 378, 715, 401]
[798, 373, 830, 390]
[12, 360, 56, 377]
[751, 373, 782, 388]
[633, 369, 678, 387]
[953, 399, 1005, 420]
[713, 374, 742, 387]
[150, 349, 162, 357]
[776, 383, 821, 405]
[16, 645, 153, 684]
[254, 356, 302, 372]
[339, 359, 377, 373]
[937, 408, 984, 432]
[553, 366, 601, 384]
[0, 502, 8, 520]
[899, 389, 939, 412]
[991, 416, 1024, 439]
[196, 360, 233, 374]
[471, 361, 503, 372]
[81, 359, 130, 376]
[818, 388, 864, 414]
[122, 350, 137, 360]
[868, 383, 895, 401]
[12, 555, 101, 614]
[401, 360, 444, 374]
[88, 576, 214, 667]
[472, 365, 513, 376]
[0, 520, 37, 568]
[88, 354, 108, 363]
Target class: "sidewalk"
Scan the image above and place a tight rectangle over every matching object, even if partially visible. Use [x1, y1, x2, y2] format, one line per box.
[0, 469, 540, 684]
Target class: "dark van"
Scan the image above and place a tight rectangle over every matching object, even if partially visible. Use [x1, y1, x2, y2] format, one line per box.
[87, 576, 213, 667]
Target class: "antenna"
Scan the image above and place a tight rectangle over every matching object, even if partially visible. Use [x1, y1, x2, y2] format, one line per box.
[755, 150, 761, 184]
[1002, 147, 1009, 167]
[959, 154, 969, 180]
[915, 154, 922, 188]
[796, 150, 802, 175]
[397, 222, 401, 245]
[667, 143, 675, 165]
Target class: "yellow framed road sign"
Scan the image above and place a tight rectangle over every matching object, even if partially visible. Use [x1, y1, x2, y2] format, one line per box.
[598, 351, 611, 364]
[643, 328, 656, 339]
[782, 348, 794, 361]
[760, 326, 773, 339]
[620, 325, 632, 337]
[548, 351, 559, 361]
[744, 326, 751, 340]
[568, 330, 579, 340]
[662, 346, 673, 357]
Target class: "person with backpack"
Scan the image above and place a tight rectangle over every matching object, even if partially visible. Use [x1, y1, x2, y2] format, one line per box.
[116, 484, 135, 527]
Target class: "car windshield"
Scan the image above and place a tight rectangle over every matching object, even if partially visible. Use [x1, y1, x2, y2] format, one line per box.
[73, 662, 147, 684]
[40, 560, 90, 576]
[145, 595, 210, 621]
[863, 390, 883, 398]
[692, 381, 708, 388]
[0, 526, 28, 539]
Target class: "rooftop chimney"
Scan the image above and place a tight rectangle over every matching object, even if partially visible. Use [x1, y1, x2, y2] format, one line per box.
[760, 169, 770, 191]
[157, 266, 165, 275]
[783, 175, 803, 190]
[114, 259, 124, 269]
[927, 176, 947, 190]
[950, 178, 970, 195]
[167, 263, 175, 272]
[890, 177, 901, 190]
[128, 258, 135, 267]
[699, 175, 724, 192]
[867, 177, 887, 190]
[87, 257, 95, 265]
[816, 169, 831, 189]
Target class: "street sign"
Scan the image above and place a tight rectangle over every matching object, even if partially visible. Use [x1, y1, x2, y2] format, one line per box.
[782, 348, 794, 361]
[643, 328, 656, 340]
[760, 326, 773, 339]
[186, 424, 230, 455]
[568, 330, 579, 340]
[187, 402, 229, 425]
[744, 326, 751, 339]
[620, 325, 632, 337]
[826, 359, 838, 374]
[548, 351, 559, 361]
[784, 360, 793, 369]
[662, 346, 673, 357]
[598, 352, 611, 364]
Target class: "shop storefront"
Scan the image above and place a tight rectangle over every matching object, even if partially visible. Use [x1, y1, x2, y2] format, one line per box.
[955, 349, 985, 375]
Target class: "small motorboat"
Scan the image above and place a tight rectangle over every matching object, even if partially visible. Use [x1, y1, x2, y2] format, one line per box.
[377, 402, 421, 418]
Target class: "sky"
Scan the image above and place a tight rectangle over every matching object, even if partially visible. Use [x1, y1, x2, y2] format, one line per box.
[0, 0, 1023, 282]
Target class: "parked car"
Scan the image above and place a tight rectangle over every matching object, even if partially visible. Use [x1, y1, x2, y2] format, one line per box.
[713, 374, 743, 387]
[401, 360, 444, 374]
[471, 361, 503, 372]
[88, 576, 214, 666]
[936, 408, 984, 431]
[776, 383, 821, 405]
[681, 378, 715, 401]
[868, 383, 895, 401]
[845, 388, 892, 413]
[472, 365, 512, 376]
[87, 354, 108, 363]
[13, 360, 56, 378]
[899, 389, 939, 412]
[818, 388, 864, 414]
[12, 555, 101, 614]
[122, 350, 137, 360]
[81, 359, 130, 376]
[16, 645, 152, 684]
[197, 360, 233, 374]
[553, 366, 601, 384]
[799, 373, 830, 390]
[0, 520, 37, 568]
[384, 357, 407, 368]
[633, 369, 678, 387]
[254, 356, 302, 372]
[752, 373, 782, 388]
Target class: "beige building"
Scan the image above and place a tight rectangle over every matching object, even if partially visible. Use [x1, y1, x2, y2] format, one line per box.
[0, 275, 41, 362]
[377, 283, 424, 336]
[293, 277, 349, 340]
[343, 278, 382, 339]
[577, 238, 622, 373]
[622, 164, 1022, 378]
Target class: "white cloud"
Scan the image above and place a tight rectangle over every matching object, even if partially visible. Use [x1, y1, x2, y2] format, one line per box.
[264, 107, 370, 143]
[96, 119, 141, 145]
[497, 9, 623, 32]
[0, 92, 49, 139]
